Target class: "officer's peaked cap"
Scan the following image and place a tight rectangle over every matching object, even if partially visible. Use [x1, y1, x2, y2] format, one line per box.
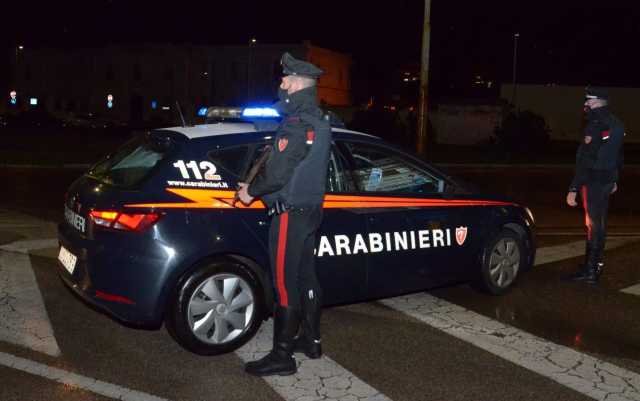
[281, 52, 323, 79]
[585, 86, 609, 100]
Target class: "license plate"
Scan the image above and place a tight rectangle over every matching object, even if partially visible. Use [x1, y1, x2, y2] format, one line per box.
[58, 246, 77, 275]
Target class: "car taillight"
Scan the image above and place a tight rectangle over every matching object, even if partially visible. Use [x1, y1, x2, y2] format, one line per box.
[89, 210, 162, 232]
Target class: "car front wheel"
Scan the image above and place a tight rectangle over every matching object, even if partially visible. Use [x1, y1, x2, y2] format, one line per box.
[475, 229, 524, 295]
[166, 260, 265, 355]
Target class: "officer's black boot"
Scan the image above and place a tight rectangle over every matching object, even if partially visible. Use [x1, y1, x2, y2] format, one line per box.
[293, 291, 322, 359]
[564, 241, 593, 281]
[568, 242, 602, 284]
[245, 306, 300, 376]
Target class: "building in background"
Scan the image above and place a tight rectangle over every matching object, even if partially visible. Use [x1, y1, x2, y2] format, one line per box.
[2, 42, 352, 125]
[501, 84, 638, 143]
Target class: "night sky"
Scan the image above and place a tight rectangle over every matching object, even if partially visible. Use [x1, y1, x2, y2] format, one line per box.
[3, 1, 640, 100]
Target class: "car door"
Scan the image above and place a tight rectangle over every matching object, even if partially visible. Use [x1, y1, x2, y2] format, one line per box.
[337, 139, 486, 298]
[239, 141, 369, 306]
[315, 144, 369, 305]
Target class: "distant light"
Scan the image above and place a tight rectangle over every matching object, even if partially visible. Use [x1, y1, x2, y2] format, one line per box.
[107, 101, 113, 109]
[9, 90, 16, 99]
[403, 78, 409, 82]
[10, 99, 16, 105]
[107, 94, 114, 102]
[18, 45, 24, 50]
[162, 106, 170, 111]
[29, 98, 38, 106]
[242, 107, 280, 118]
[151, 100, 157, 109]
[197, 107, 208, 116]
[251, 38, 257, 44]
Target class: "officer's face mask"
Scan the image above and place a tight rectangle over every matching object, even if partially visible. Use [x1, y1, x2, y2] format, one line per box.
[277, 88, 289, 102]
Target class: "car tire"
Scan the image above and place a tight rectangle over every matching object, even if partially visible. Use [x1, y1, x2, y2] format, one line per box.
[474, 229, 525, 295]
[166, 259, 266, 355]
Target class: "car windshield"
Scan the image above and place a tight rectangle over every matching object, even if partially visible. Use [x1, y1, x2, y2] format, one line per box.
[87, 132, 175, 187]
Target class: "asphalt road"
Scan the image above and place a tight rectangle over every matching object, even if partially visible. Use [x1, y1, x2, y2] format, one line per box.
[1, 166, 640, 401]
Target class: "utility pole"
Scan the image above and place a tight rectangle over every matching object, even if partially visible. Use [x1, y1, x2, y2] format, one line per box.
[248, 38, 256, 102]
[511, 33, 519, 110]
[416, 0, 432, 156]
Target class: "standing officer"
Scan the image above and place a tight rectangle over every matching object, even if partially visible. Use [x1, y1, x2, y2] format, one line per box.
[566, 86, 624, 284]
[237, 52, 331, 376]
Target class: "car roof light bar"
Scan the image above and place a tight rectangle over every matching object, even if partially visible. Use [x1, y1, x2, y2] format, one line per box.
[241, 107, 280, 118]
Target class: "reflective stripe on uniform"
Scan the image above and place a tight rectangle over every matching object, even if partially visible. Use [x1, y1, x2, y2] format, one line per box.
[276, 212, 290, 306]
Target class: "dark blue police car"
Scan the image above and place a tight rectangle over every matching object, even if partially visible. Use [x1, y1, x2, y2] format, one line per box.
[57, 107, 536, 355]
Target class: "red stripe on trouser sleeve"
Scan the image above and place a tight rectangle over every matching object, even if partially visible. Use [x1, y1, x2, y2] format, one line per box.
[276, 213, 289, 306]
[581, 186, 593, 240]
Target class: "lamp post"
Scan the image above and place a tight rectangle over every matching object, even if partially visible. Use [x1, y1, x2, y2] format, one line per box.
[511, 33, 519, 109]
[247, 38, 256, 101]
[416, 0, 432, 156]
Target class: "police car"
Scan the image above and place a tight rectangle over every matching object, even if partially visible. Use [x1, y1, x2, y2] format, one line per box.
[57, 106, 536, 355]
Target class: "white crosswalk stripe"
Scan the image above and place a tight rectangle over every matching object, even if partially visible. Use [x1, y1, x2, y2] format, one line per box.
[382, 293, 640, 401]
[0, 240, 61, 357]
[534, 237, 637, 266]
[0, 351, 171, 401]
[236, 321, 392, 401]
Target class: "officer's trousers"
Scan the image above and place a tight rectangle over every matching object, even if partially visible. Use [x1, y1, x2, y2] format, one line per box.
[581, 182, 615, 263]
[268, 205, 323, 310]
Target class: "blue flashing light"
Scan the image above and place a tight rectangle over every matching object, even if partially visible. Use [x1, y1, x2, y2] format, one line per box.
[197, 107, 208, 116]
[242, 107, 280, 118]
[30, 98, 38, 106]
[107, 101, 113, 109]
[151, 100, 157, 110]
[10, 99, 16, 105]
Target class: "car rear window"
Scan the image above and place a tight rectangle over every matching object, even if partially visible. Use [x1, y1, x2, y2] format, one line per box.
[87, 132, 175, 187]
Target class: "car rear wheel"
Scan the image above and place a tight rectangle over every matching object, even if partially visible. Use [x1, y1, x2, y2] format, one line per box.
[474, 229, 524, 295]
[166, 260, 265, 355]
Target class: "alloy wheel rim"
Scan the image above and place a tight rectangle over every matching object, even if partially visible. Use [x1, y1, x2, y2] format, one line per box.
[488, 238, 520, 288]
[187, 273, 255, 345]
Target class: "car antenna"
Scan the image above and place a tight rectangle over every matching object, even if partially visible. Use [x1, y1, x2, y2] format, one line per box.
[175, 101, 188, 127]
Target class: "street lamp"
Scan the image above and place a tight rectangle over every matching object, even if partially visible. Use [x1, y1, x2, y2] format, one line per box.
[511, 33, 519, 109]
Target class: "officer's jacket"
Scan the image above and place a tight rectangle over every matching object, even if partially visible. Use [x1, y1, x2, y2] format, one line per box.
[570, 106, 624, 191]
[248, 86, 332, 208]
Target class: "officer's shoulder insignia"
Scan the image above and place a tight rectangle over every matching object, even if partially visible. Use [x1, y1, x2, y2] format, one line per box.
[278, 137, 288, 152]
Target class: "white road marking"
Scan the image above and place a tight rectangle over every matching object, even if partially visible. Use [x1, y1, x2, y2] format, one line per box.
[535, 237, 638, 266]
[236, 320, 392, 401]
[621, 284, 640, 296]
[382, 293, 640, 401]
[0, 351, 172, 401]
[0, 239, 61, 356]
[0, 239, 59, 253]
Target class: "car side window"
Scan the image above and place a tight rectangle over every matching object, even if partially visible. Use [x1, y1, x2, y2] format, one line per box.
[341, 141, 445, 194]
[326, 146, 356, 193]
[207, 145, 250, 178]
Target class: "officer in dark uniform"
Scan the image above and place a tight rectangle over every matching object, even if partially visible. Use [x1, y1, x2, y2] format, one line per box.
[566, 86, 624, 284]
[237, 52, 331, 376]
